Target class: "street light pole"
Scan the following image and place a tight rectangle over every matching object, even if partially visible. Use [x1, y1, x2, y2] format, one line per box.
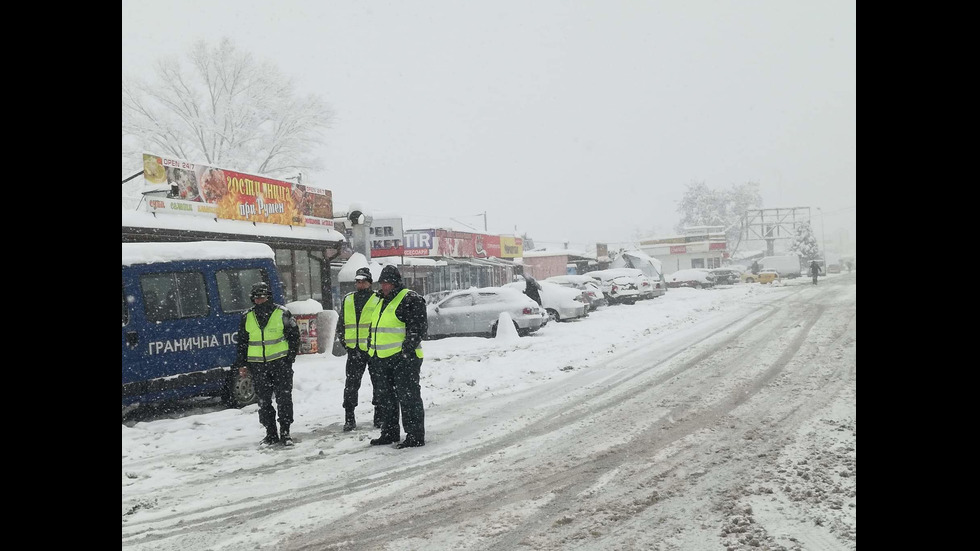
[816, 207, 826, 259]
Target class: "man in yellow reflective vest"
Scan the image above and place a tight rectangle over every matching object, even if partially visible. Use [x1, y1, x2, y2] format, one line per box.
[335, 266, 384, 431]
[367, 265, 428, 448]
[233, 282, 301, 446]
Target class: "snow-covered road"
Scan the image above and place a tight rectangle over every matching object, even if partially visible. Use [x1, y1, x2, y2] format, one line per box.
[122, 274, 856, 551]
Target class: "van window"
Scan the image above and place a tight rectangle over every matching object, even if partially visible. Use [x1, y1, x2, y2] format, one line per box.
[217, 268, 268, 313]
[140, 272, 210, 322]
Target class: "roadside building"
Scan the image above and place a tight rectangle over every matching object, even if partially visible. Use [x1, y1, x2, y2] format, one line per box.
[521, 248, 602, 280]
[637, 227, 728, 274]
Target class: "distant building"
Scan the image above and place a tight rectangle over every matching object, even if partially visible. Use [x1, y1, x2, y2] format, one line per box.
[521, 248, 602, 279]
[637, 226, 727, 274]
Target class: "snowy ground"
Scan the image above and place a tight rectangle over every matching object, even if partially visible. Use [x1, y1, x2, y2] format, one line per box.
[122, 273, 856, 550]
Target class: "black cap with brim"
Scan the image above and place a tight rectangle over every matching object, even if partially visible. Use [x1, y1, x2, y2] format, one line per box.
[354, 267, 373, 282]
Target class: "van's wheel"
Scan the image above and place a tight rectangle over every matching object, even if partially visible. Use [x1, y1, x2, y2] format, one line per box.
[224, 366, 256, 407]
[547, 309, 560, 322]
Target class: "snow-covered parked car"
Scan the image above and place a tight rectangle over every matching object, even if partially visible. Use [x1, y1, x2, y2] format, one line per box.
[592, 267, 664, 299]
[504, 280, 588, 322]
[666, 268, 716, 289]
[426, 287, 544, 338]
[707, 267, 742, 286]
[542, 274, 608, 310]
[586, 270, 642, 305]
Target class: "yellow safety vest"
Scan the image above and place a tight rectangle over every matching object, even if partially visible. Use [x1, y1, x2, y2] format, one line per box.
[343, 293, 380, 351]
[368, 289, 423, 359]
[244, 308, 289, 362]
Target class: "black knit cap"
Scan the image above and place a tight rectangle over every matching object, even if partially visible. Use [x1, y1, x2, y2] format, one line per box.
[250, 282, 272, 299]
[354, 267, 373, 282]
[378, 265, 402, 285]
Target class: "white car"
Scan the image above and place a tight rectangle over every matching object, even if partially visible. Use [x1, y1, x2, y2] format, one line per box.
[585, 270, 642, 305]
[504, 280, 589, 322]
[426, 287, 544, 338]
[590, 267, 665, 299]
[543, 275, 608, 310]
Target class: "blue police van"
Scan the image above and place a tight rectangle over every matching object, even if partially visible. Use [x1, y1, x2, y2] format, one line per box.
[122, 241, 286, 409]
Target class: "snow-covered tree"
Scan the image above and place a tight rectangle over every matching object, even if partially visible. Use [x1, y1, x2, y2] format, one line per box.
[122, 37, 333, 180]
[788, 221, 820, 261]
[675, 181, 763, 244]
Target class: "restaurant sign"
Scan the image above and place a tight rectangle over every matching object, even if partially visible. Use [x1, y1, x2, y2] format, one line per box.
[141, 152, 333, 228]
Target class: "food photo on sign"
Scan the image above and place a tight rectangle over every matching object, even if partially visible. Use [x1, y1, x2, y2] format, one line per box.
[166, 166, 202, 201]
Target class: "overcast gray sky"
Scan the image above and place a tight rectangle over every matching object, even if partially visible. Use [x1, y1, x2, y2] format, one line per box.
[122, 0, 856, 251]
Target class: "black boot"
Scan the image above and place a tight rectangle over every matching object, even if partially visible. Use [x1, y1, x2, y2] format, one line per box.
[260, 426, 279, 446]
[280, 423, 293, 447]
[396, 435, 425, 449]
[343, 410, 356, 432]
[373, 409, 383, 429]
[370, 433, 400, 446]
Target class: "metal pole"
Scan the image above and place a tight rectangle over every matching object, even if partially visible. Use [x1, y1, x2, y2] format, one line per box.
[483, 211, 487, 231]
[817, 207, 826, 258]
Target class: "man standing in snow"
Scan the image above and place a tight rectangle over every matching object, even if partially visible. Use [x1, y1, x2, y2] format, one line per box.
[336, 267, 384, 432]
[517, 274, 543, 306]
[367, 265, 428, 448]
[810, 260, 821, 285]
[233, 282, 301, 447]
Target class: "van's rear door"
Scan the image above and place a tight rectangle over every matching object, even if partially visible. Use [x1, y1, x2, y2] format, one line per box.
[122, 273, 145, 396]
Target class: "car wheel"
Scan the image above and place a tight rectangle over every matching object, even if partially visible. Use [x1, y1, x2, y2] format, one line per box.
[623, 298, 636, 305]
[745, 277, 755, 283]
[224, 366, 256, 408]
[547, 309, 560, 322]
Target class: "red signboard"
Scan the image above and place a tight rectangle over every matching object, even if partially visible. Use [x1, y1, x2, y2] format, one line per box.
[670, 245, 687, 254]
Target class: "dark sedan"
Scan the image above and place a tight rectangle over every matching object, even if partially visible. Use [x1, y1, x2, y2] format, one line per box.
[708, 268, 741, 285]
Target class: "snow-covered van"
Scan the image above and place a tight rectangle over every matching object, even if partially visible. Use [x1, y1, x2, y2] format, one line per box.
[122, 241, 286, 409]
[760, 254, 803, 278]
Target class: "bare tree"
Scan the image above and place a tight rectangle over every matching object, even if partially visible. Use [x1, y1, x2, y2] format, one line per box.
[122, 38, 332, 179]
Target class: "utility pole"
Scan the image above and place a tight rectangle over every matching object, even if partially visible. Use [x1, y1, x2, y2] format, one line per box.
[816, 207, 826, 259]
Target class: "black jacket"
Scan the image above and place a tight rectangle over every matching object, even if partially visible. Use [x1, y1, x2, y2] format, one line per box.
[524, 278, 543, 306]
[336, 288, 376, 347]
[372, 285, 427, 355]
[234, 301, 301, 367]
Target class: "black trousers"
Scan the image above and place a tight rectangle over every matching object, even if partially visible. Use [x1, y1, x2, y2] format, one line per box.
[250, 359, 294, 432]
[343, 347, 382, 413]
[373, 353, 425, 441]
